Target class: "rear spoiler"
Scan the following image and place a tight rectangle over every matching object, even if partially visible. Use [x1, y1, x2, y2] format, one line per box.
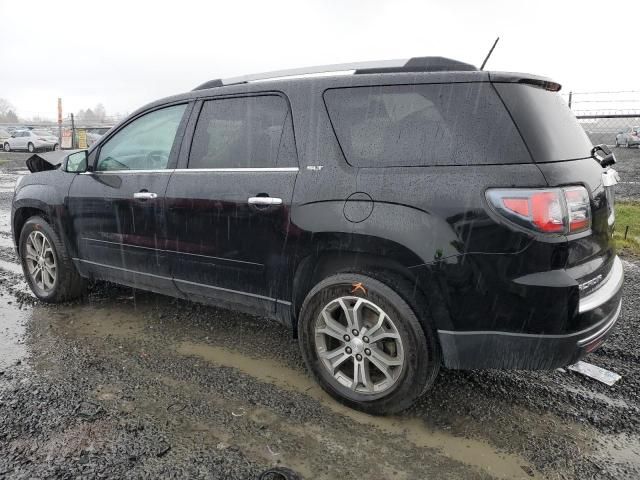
[489, 72, 562, 92]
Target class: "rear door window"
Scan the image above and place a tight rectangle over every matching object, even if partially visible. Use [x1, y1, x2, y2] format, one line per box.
[324, 83, 530, 167]
[188, 95, 295, 169]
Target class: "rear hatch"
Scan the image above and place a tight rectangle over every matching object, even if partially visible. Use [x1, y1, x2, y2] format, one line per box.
[492, 75, 616, 295]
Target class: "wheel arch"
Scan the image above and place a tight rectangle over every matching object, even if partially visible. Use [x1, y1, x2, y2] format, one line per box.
[288, 234, 452, 338]
[12, 185, 66, 254]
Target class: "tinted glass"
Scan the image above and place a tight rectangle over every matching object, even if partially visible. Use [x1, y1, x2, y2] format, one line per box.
[495, 83, 593, 162]
[324, 83, 530, 167]
[189, 95, 289, 169]
[96, 104, 186, 171]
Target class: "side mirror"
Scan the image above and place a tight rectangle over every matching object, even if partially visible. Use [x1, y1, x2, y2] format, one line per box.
[64, 150, 89, 173]
[591, 144, 616, 168]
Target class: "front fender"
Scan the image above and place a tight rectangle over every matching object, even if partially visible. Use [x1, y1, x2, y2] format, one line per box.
[11, 171, 74, 253]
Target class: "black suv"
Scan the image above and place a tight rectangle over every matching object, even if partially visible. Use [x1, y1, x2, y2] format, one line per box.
[12, 57, 623, 414]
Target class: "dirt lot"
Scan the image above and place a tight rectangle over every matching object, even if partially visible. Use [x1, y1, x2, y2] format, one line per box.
[0, 151, 639, 479]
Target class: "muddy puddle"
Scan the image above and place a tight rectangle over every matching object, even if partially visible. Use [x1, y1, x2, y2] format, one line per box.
[0, 258, 22, 275]
[0, 299, 28, 369]
[26, 296, 538, 479]
[175, 341, 536, 479]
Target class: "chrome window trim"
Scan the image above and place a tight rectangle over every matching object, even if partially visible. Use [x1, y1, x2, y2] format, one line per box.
[174, 167, 299, 173]
[80, 167, 299, 175]
[80, 169, 173, 175]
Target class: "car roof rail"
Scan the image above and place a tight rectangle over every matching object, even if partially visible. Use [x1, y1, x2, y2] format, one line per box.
[192, 56, 477, 91]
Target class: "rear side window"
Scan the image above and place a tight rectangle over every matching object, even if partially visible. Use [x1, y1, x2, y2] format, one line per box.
[189, 95, 294, 169]
[324, 83, 530, 167]
[494, 83, 593, 162]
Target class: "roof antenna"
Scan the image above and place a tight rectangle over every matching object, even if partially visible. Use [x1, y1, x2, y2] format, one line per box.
[480, 37, 500, 71]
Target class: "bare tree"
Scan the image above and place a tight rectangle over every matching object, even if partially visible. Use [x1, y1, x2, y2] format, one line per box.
[0, 98, 19, 123]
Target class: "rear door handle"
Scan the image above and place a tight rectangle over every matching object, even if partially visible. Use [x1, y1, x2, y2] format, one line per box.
[133, 192, 158, 200]
[248, 196, 282, 206]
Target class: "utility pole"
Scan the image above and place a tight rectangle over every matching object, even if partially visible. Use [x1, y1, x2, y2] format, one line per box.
[70, 113, 76, 149]
[57, 98, 62, 147]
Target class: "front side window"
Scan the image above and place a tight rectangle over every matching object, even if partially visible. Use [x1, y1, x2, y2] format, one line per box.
[96, 104, 186, 171]
[188, 95, 290, 169]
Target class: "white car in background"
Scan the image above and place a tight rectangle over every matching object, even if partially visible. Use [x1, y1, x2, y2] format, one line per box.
[3, 130, 59, 152]
[0, 128, 10, 150]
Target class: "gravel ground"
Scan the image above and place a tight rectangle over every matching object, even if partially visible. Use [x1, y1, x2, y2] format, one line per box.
[610, 147, 640, 201]
[0, 157, 639, 479]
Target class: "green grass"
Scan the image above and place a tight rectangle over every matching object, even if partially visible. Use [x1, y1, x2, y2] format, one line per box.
[614, 200, 640, 258]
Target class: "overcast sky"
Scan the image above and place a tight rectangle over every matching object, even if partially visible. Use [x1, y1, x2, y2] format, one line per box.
[0, 0, 638, 120]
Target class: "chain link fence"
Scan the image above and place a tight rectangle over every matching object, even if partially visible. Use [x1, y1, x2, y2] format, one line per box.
[564, 91, 640, 202]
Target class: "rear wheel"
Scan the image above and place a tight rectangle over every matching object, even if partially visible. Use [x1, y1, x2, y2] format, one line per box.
[4, 142, 10, 152]
[298, 273, 440, 415]
[19, 217, 86, 302]
[53, 143, 59, 151]
[27, 142, 35, 153]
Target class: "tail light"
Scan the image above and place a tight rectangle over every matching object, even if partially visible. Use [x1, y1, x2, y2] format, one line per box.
[486, 186, 591, 234]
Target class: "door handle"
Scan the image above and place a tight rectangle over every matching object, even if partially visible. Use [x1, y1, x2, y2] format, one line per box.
[248, 196, 282, 206]
[133, 192, 158, 200]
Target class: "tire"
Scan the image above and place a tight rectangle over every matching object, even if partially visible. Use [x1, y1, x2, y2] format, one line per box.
[27, 142, 35, 153]
[53, 143, 59, 151]
[4, 142, 10, 152]
[19, 216, 86, 303]
[298, 272, 440, 415]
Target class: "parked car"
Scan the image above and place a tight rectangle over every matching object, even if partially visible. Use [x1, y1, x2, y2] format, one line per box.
[0, 128, 10, 150]
[11, 57, 623, 414]
[86, 126, 112, 146]
[615, 126, 640, 147]
[3, 129, 59, 152]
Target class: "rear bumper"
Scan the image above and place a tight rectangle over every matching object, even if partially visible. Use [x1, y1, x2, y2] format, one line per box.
[439, 256, 624, 369]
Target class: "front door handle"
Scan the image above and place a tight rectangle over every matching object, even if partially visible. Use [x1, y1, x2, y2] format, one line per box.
[133, 192, 158, 200]
[248, 196, 283, 206]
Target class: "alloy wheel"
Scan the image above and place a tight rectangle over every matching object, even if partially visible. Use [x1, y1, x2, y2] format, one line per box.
[314, 296, 405, 395]
[25, 231, 56, 293]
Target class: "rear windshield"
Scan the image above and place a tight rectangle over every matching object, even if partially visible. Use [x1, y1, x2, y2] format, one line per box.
[493, 83, 593, 162]
[323, 83, 530, 167]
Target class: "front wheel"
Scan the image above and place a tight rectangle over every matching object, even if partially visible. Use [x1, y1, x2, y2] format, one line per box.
[4, 142, 10, 152]
[27, 142, 35, 153]
[298, 273, 440, 415]
[19, 217, 86, 302]
[53, 143, 59, 151]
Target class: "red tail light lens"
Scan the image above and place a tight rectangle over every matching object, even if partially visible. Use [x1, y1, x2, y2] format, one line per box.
[564, 187, 591, 232]
[486, 186, 591, 235]
[531, 191, 564, 232]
